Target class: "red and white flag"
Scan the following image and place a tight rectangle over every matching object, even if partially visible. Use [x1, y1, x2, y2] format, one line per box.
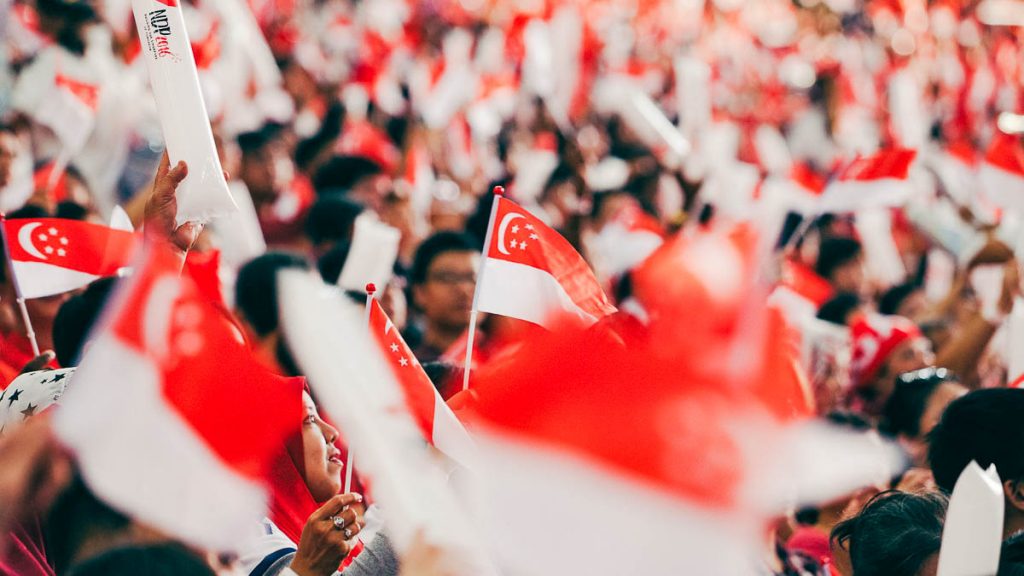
[53, 246, 302, 552]
[2, 218, 136, 299]
[979, 132, 1024, 215]
[818, 148, 918, 212]
[477, 196, 616, 329]
[33, 72, 99, 154]
[368, 298, 474, 467]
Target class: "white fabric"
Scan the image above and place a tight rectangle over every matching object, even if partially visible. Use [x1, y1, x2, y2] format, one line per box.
[338, 214, 400, 292]
[980, 162, 1024, 215]
[937, 461, 1005, 576]
[53, 335, 266, 552]
[430, 393, 477, 470]
[819, 178, 917, 212]
[10, 260, 101, 299]
[476, 257, 598, 329]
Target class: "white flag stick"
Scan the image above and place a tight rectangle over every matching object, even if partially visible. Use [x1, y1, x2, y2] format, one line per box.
[0, 218, 40, 356]
[344, 282, 377, 495]
[463, 186, 503, 391]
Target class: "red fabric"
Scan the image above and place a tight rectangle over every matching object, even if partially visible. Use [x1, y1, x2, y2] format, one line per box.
[54, 74, 99, 111]
[984, 132, 1024, 176]
[850, 313, 922, 388]
[258, 177, 315, 248]
[787, 526, 832, 567]
[184, 249, 224, 306]
[337, 121, 400, 173]
[3, 218, 136, 276]
[110, 246, 302, 481]
[32, 164, 69, 204]
[486, 196, 617, 321]
[0, 333, 56, 379]
[836, 148, 917, 182]
[780, 260, 834, 309]
[369, 299, 437, 443]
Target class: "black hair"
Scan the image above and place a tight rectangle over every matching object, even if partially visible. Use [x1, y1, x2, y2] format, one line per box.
[831, 490, 947, 576]
[65, 543, 215, 576]
[35, 0, 98, 56]
[816, 292, 861, 326]
[53, 276, 118, 366]
[304, 193, 363, 247]
[422, 360, 463, 395]
[234, 253, 310, 337]
[879, 282, 921, 316]
[928, 388, 1024, 492]
[815, 236, 863, 281]
[880, 369, 957, 439]
[317, 241, 350, 285]
[464, 186, 502, 245]
[8, 204, 51, 219]
[312, 156, 383, 194]
[46, 476, 132, 574]
[237, 123, 285, 155]
[409, 232, 479, 287]
[55, 201, 89, 221]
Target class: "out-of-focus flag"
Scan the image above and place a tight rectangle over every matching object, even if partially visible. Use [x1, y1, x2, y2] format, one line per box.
[467, 226, 903, 575]
[980, 132, 1024, 214]
[54, 246, 303, 552]
[1, 218, 136, 299]
[475, 195, 616, 329]
[937, 461, 1004, 576]
[33, 72, 99, 155]
[818, 148, 918, 212]
[132, 0, 237, 224]
[368, 299, 474, 467]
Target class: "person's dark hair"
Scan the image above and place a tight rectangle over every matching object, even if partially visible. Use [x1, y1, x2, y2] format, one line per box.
[317, 241, 350, 284]
[8, 204, 51, 219]
[422, 361, 463, 395]
[304, 193, 363, 247]
[831, 490, 947, 576]
[879, 282, 920, 316]
[46, 476, 132, 574]
[237, 123, 285, 155]
[35, 0, 98, 55]
[65, 543, 215, 576]
[409, 232, 479, 287]
[312, 156, 382, 194]
[234, 253, 309, 337]
[815, 236, 863, 281]
[816, 292, 861, 326]
[880, 367, 956, 439]
[928, 389, 1024, 492]
[55, 201, 89, 221]
[53, 276, 119, 366]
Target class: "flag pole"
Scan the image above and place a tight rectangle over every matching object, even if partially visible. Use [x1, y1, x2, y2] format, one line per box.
[345, 282, 376, 494]
[462, 186, 504, 391]
[0, 216, 41, 356]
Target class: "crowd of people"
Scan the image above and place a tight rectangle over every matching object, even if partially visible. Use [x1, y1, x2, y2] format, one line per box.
[3, 0, 1024, 574]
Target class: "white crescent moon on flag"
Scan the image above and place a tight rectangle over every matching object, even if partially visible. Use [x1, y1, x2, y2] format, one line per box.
[142, 277, 183, 362]
[17, 222, 47, 261]
[496, 212, 526, 255]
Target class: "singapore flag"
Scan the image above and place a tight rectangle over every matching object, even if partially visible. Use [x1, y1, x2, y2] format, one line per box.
[2, 218, 136, 299]
[476, 197, 615, 329]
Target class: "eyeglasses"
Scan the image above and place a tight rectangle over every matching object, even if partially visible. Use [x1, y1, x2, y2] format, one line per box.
[896, 366, 953, 385]
[427, 271, 477, 286]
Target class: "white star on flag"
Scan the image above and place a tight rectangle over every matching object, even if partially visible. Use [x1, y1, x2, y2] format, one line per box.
[530, 234, 539, 240]
[390, 343, 399, 353]
[399, 357, 409, 367]
[512, 225, 520, 233]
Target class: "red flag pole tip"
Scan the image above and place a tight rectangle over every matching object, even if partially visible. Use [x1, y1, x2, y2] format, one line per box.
[365, 283, 377, 295]
[492, 185, 505, 196]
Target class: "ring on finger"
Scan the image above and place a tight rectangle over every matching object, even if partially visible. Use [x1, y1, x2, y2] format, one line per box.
[331, 516, 345, 530]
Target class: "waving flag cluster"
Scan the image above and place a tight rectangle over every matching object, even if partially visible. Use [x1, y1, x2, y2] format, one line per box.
[818, 148, 918, 212]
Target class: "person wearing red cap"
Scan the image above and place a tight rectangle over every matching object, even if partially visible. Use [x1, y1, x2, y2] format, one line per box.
[849, 313, 934, 417]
